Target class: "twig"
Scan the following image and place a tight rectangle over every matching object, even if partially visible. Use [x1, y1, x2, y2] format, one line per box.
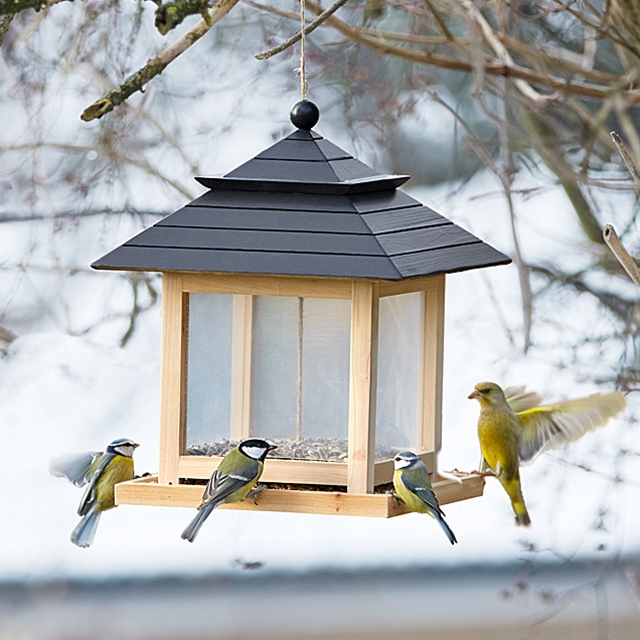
[295, 0, 640, 104]
[0, 14, 13, 45]
[603, 224, 640, 289]
[456, 0, 547, 105]
[81, 0, 240, 121]
[611, 130, 640, 193]
[255, 0, 350, 60]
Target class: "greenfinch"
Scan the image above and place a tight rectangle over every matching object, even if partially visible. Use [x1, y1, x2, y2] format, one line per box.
[393, 451, 457, 544]
[181, 438, 277, 543]
[469, 382, 625, 526]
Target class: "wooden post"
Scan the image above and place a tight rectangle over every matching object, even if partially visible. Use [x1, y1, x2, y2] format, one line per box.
[158, 273, 187, 485]
[230, 294, 253, 441]
[421, 274, 445, 465]
[348, 281, 379, 494]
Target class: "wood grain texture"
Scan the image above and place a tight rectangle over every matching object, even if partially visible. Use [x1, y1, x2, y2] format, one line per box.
[422, 274, 445, 453]
[229, 295, 253, 441]
[348, 281, 379, 494]
[182, 273, 353, 298]
[115, 474, 485, 515]
[178, 456, 349, 485]
[158, 273, 186, 485]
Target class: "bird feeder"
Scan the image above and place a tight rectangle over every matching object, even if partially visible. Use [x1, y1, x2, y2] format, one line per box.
[93, 105, 510, 517]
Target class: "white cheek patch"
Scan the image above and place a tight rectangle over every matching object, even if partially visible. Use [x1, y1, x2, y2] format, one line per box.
[394, 458, 412, 470]
[243, 446, 266, 460]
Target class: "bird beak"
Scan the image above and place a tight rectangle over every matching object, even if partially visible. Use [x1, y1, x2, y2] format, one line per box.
[133, 442, 140, 448]
[468, 390, 481, 400]
[267, 443, 278, 451]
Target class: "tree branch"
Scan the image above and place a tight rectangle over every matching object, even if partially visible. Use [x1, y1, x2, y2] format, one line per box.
[155, 0, 211, 36]
[299, 0, 640, 104]
[255, 0, 350, 60]
[81, 0, 240, 121]
[0, 13, 12, 45]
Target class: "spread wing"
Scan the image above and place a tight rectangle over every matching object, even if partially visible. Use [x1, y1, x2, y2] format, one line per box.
[77, 454, 115, 516]
[504, 386, 543, 413]
[517, 392, 626, 464]
[199, 459, 260, 510]
[49, 451, 103, 487]
[401, 472, 445, 517]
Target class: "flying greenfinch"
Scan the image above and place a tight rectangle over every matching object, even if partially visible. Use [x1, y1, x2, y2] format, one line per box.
[469, 382, 626, 526]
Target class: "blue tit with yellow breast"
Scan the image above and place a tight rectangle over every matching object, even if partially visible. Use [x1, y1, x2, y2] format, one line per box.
[181, 438, 277, 543]
[50, 437, 139, 548]
[393, 451, 457, 545]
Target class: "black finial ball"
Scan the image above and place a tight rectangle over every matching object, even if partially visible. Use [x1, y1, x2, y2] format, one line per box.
[290, 100, 319, 130]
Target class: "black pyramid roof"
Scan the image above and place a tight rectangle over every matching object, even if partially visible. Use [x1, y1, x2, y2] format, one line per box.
[92, 129, 510, 280]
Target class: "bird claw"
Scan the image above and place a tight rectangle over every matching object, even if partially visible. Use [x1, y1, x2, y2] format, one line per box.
[468, 469, 496, 478]
[386, 490, 403, 508]
[246, 485, 265, 505]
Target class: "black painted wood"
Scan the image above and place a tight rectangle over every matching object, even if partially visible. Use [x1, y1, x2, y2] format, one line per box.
[158, 207, 371, 233]
[391, 243, 512, 278]
[362, 206, 446, 234]
[93, 128, 511, 279]
[127, 226, 387, 256]
[93, 246, 402, 279]
[376, 224, 478, 257]
[255, 139, 328, 162]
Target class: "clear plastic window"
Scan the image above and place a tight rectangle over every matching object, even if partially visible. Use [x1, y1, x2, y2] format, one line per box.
[375, 292, 424, 460]
[185, 294, 351, 462]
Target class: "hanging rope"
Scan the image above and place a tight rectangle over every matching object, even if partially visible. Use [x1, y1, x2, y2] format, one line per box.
[300, 0, 308, 100]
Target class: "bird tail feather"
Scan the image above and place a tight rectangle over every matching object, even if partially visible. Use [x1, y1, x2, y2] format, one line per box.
[181, 504, 218, 543]
[70, 507, 102, 548]
[435, 512, 458, 545]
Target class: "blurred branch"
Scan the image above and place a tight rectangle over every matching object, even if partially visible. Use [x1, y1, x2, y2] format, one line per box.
[297, 0, 640, 103]
[0, 14, 13, 45]
[0, 210, 167, 223]
[255, 0, 350, 60]
[155, 0, 212, 35]
[611, 130, 640, 192]
[81, 0, 240, 121]
[603, 225, 640, 290]
[0, 0, 65, 16]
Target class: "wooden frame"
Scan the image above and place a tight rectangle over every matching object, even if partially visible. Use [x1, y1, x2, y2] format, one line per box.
[140, 270, 478, 515]
[116, 473, 484, 517]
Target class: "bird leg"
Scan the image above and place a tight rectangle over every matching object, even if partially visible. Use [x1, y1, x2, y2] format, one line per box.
[245, 485, 266, 505]
[386, 490, 404, 508]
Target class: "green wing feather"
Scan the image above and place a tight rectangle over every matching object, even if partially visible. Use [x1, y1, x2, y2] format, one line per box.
[517, 392, 626, 464]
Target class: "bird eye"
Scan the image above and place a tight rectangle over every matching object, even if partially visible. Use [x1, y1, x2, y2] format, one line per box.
[481, 388, 491, 394]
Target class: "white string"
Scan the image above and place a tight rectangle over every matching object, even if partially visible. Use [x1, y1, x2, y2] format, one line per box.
[300, 0, 308, 100]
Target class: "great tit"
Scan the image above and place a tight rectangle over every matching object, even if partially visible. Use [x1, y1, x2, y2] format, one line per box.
[50, 437, 139, 548]
[469, 381, 625, 526]
[393, 451, 457, 545]
[181, 438, 277, 543]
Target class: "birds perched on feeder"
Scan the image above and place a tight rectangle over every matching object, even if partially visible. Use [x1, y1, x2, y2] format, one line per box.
[50, 437, 139, 548]
[468, 381, 626, 526]
[393, 451, 457, 545]
[181, 438, 277, 543]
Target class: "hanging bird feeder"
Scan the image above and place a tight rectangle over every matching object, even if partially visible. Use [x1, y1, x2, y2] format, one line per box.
[93, 103, 511, 517]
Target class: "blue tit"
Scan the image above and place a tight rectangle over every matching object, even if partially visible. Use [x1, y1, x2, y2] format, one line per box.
[181, 438, 277, 543]
[393, 451, 457, 545]
[50, 438, 139, 548]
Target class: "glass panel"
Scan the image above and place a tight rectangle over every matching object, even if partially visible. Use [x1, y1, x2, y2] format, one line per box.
[184, 293, 351, 463]
[375, 292, 424, 461]
[185, 293, 233, 451]
[251, 296, 351, 462]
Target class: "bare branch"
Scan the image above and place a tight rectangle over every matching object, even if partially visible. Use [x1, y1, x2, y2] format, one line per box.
[299, 0, 640, 104]
[255, 0, 350, 61]
[81, 0, 240, 121]
[0, 210, 167, 223]
[603, 225, 640, 290]
[611, 131, 640, 193]
[0, 13, 13, 45]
